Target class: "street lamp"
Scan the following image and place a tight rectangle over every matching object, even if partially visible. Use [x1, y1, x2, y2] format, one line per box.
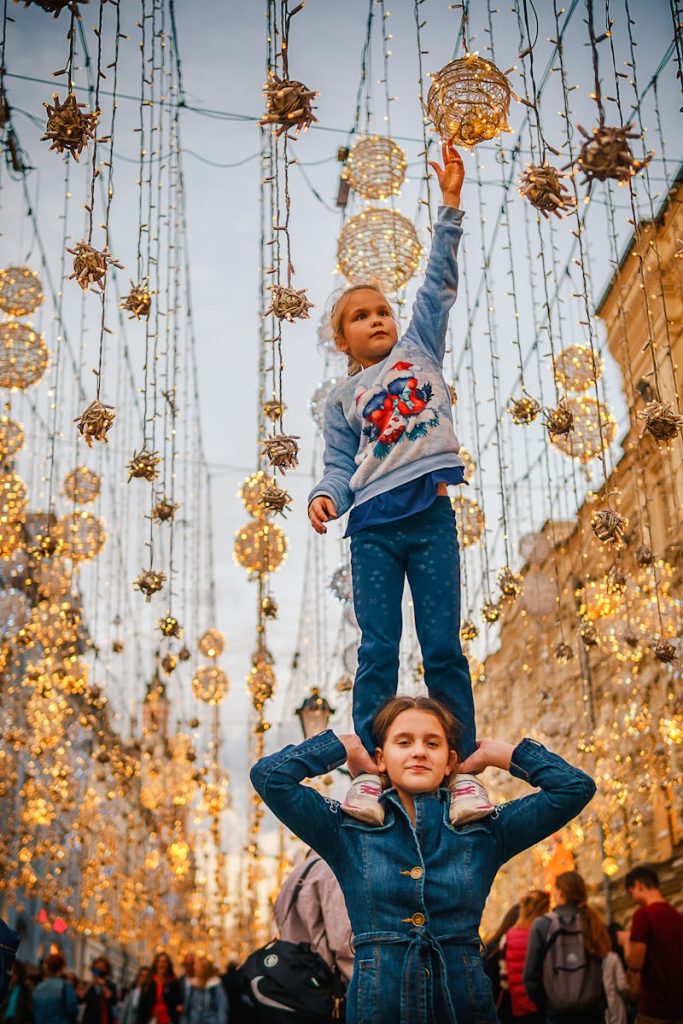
[296, 688, 335, 739]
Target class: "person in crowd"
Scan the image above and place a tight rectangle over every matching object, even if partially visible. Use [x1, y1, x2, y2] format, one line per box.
[523, 870, 609, 1024]
[274, 849, 354, 986]
[177, 956, 195, 1024]
[603, 924, 630, 1024]
[0, 920, 21, 1005]
[217, 966, 243, 1024]
[0, 961, 33, 1024]
[117, 967, 152, 1024]
[482, 903, 520, 1022]
[78, 958, 116, 1024]
[250, 694, 596, 1024]
[307, 145, 494, 829]
[617, 864, 683, 1024]
[138, 954, 182, 1024]
[32, 955, 78, 1024]
[503, 889, 549, 1023]
[184, 958, 227, 1024]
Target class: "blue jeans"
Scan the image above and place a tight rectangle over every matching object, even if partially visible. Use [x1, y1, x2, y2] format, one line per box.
[350, 496, 476, 759]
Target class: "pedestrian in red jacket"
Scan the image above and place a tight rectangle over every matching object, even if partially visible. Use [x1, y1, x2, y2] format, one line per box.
[504, 889, 550, 1023]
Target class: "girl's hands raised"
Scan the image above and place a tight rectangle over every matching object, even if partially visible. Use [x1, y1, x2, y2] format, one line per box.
[429, 142, 465, 208]
[459, 738, 514, 775]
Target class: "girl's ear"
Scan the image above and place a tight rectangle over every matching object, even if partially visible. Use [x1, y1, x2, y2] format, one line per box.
[374, 746, 385, 773]
[444, 749, 458, 783]
[335, 333, 349, 354]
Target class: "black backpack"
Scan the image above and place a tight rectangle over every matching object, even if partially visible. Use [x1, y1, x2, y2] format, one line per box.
[541, 909, 604, 1015]
[238, 859, 345, 1024]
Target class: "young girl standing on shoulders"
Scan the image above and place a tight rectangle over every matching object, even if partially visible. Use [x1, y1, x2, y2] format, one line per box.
[308, 143, 490, 825]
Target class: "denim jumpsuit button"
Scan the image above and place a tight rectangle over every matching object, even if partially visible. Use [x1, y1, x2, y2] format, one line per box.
[408, 912, 426, 927]
[409, 866, 423, 880]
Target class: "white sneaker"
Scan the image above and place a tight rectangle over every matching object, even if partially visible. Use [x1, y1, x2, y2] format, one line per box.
[449, 773, 494, 825]
[341, 773, 385, 825]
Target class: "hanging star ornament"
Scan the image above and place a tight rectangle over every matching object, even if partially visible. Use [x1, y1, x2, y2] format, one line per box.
[121, 280, 152, 320]
[74, 399, 116, 446]
[638, 400, 683, 445]
[127, 447, 161, 483]
[133, 569, 166, 602]
[259, 70, 318, 138]
[518, 163, 576, 218]
[575, 123, 653, 186]
[262, 433, 300, 473]
[42, 92, 99, 160]
[66, 240, 123, 291]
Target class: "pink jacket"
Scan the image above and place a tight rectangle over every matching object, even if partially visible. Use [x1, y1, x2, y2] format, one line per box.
[274, 855, 354, 984]
[505, 925, 539, 1017]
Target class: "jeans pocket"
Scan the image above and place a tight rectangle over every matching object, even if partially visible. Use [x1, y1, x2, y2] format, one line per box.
[356, 956, 377, 1024]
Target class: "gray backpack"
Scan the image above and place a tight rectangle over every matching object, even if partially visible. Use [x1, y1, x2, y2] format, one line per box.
[541, 909, 604, 1014]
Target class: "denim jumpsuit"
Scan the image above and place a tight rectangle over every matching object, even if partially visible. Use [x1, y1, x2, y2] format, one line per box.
[251, 732, 595, 1024]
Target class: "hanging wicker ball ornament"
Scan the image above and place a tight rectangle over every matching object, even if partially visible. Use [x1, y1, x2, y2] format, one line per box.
[259, 484, 292, 517]
[151, 496, 179, 523]
[426, 53, 512, 148]
[451, 494, 485, 547]
[259, 70, 318, 138]
[653, 638, 677, 664]
[0, 416, 24, 459]
[580, 622, 599, 647]
[262, 399, 286, 422]
[518, 163, 576, 219]
[262, 433, 300, 473]
[0, 320, 49, 390]
[498, 566, 523, 601]
[198, 628, 225, 659]
[265, 284, 314, 323]
[554, 641, 574, 664]
[482, 599, 501, 624]
[121, 280, 152, 320]
[457, 446, 475, 482]
[133, 569, 166, 601]
[261, 594, 279, 619]
[549, 396, 616, 463]
[309, 378, 338, 431]
[638, 400, 683, 445]
[337, 207, 422, 293]
[127, 447, 160, 483]
[635, 544, 654, 567]
[66, 240, 123, 291]
[178, 644, 191, 662]
[576, 123, 652, 185]
[159, 613, 182, 639]
[544, 401, 574, 437]
[192, 665, 229, 705]
[460, 619, 479, 643]
[553, 345, 604, 394]
[63, 466, 100, 504]
[329, 563, 353, 603]
[234, 519, 287, 578]
[59, 510, 106, 562]
[240, 471, 277, 517]
[74, 398, 116, 446]
[0, 586, 31, 639]
[591, 509, 628, 547]
[0, 267, 44, 316]
[0, 470, 27, 558]
[248, 660, 276, 711]
[509, 396, 541, 425]
[344, 135, 407, 200]
[42, 92, 99, 161]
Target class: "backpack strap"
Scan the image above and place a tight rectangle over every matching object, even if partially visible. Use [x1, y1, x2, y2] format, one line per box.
[279, 856, 321, 927]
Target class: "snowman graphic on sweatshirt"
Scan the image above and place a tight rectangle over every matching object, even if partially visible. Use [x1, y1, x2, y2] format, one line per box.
[355, 359, 439, 461]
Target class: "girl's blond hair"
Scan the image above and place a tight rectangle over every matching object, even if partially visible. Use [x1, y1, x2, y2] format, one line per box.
[324, 283, 397, 377]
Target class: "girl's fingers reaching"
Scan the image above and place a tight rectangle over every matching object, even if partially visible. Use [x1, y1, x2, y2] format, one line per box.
[428, 161, 442, 177]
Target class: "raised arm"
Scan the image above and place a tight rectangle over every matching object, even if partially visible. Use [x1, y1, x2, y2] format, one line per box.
[308, 395, 359, 526]
[402, 144, 465, 363]
[250, 730, 349, 866]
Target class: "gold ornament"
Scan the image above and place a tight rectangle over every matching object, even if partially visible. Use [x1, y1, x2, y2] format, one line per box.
[161, 653, 177, 675]
[74, 399, 116, 446]
[460, 619, 479, 643]
[159, 614, 182, 639]
[605, 566, 627, 596]
[448, 384, 458, 405]
[0, 267, 44, 316]
[482, 600, 501, 624]
[580, 622, 599, 647]
[458, 446, 475, 482]
[344, 134, 407, 200]
[498, 566, 523, 600]
[261, 595, 278, 619]
[60, 510, 105, 562]
[638, 400, 683, 444]
[198, 628, 225, 659]
[133, 569, 166, 601]
[329, 563, 353, 603]
[151, 496, 179, 523]
[259, 70, 318, 137]
[451, 494, 485, 547]
[259, 484, 292, 517]
[121, 280, 152, 320]
[192, 665, 229, 704]
[653, 638, 676, 664]
[265, 284, 314, 323]
[112, 639, 124, 654]
[0, 470, 28, 558]
[248, 660, 275, 711]
[127, 447, 160, 482]
[240, 471, 276, 516]
[178, 644, 191, 662]
[426, 53, 512, 147]
[262, 399, 286, 422]
[591, 509, 628, 547]
[234, 519, 287, 578]
[25, 512, 65, 561]
[544, 402, 574, 436]
[63, 466, 100, 504]
[337, 207, 421, 292]
[66, 240, 122, 291]
[41, 92, 99, 161]
[0, 320, 49, 390]
[554, 641, 574, 664]
[509, 396, 541, 425]
[551, 397, 616, 463]
[576, 123, 652, 185]
[518, 163, 576, 218]
[0, 416, 24, 459]
[553, 345, 604, 394]
[262, 433, 300, 473]
[635, 544, 654, 567]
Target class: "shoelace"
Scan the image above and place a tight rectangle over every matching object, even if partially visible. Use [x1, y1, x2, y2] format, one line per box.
[454, 783, 479, 797]
[357, 782, 381, 797]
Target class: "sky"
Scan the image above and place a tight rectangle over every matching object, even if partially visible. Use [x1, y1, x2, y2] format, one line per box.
[1, 0, 681, 866]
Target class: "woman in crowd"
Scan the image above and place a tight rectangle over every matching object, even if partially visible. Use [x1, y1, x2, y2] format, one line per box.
[117, 967, 153, 1024]
[32, 955, 78, 1024]
[0, 961, 32, 1024]
[184, 958, 227, 1024]
[138, 953, 183, 1024]
[504, 889, 549, 1023]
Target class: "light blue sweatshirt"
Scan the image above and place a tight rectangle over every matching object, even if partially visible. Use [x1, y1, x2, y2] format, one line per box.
[309, 205, 465, 516]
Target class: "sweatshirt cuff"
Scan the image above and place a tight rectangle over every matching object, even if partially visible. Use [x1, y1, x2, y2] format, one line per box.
[437, 205, 465, 225]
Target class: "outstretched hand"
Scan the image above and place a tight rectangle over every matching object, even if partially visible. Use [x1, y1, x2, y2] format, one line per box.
[308, 495, 338, 534]
[459, 738, 514, 775]
[429, 142, 465, 208]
